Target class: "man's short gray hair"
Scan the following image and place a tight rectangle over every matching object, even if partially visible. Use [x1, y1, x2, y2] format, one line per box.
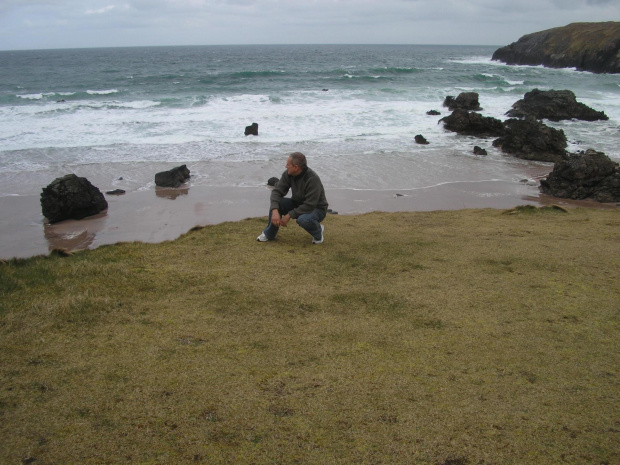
[289, 152, 307, 169]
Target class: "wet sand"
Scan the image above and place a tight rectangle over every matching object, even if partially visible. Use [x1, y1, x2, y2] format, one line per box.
[0, 180, 615, 260]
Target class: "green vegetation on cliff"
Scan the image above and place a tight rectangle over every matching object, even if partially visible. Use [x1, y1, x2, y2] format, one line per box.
[492, 22, 620, 73]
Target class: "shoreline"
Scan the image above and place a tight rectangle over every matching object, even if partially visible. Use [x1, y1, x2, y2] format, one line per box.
[1, 181, 617, 260]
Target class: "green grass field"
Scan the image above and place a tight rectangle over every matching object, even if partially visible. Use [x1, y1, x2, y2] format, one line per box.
[1, 207, 619, 464]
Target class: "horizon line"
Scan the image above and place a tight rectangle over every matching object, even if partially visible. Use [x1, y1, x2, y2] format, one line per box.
[0, 43, 504, 53]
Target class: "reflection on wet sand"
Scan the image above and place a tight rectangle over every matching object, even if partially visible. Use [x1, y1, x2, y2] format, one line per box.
[155, 187, 189, 199]
[43, 210, 106, 253]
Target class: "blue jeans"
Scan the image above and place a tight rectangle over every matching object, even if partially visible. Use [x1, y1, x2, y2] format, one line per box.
[263, 198, 326, 241]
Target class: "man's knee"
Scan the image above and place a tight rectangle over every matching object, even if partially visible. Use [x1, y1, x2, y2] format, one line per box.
[296, 214, 315, 228]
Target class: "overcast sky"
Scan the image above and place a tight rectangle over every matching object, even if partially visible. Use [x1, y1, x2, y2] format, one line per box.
[0, 0, 618, 51]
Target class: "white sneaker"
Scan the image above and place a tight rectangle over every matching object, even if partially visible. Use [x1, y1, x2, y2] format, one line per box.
[312, 225, 324, 244]
[256, 232, 270, 242]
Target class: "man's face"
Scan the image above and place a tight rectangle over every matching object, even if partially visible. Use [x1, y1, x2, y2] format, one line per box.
[286, 157, 302, 176]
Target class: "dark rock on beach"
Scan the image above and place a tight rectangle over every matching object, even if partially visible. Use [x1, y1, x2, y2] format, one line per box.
[415, 134, 429, 145]
[106, 189, 126, 195]
[244, 122, 259, 136]
[427, 110, 441, 116]
[443, 92, 482, 111]
[440, 109, 505, 138]
[155, 165, 191, 188]
[506, 89, 608, 121]
[492, 22, 620, 74]
[41, 174, 108, 224]
[473, 146, 487, 156]
[492, 117, 567, 163]
[540, 149, 620, 202]
[267, 177, 279, 186]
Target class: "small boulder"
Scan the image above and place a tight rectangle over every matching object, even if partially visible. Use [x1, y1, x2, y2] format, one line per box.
[41, 174, 108, 224]
[540, 149, 620, 202]
[267, 177, 279, 186]
[414, 134, 429, 145]
[244, 122, 259, 136]
[440, 109, 505, 137]
[426, 110, 441, 116]
[492, 117, 567, 163]
[507, 89, 608, 121]
[443, 92, 482, 111]
[473, 146, 488, 156]
[155, 165, 191, 188]
[106, 189, 126, 195]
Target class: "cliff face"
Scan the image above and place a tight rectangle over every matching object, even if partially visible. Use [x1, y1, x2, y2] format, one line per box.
[492, 22, 620, 74]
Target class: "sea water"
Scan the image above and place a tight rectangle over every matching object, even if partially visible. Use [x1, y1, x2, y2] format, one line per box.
[1, 44, 619, 197]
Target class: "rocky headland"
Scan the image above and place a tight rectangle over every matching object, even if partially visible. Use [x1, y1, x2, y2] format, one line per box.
[492, 22, 620, 74]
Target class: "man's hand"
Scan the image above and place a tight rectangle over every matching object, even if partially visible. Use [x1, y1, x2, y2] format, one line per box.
[271, 209, 281, 227]
[271, 209, 290, 227]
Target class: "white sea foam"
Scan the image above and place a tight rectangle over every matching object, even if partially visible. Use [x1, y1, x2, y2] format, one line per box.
[18, 93, 46, 100]
[2, 85, 616, 163]
[450, 56, 495, 65]
[111, 100, 161, 109]
[86, 89, 119, 95]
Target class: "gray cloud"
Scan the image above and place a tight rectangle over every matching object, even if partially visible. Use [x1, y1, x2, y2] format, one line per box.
[0, 0, 617, 50]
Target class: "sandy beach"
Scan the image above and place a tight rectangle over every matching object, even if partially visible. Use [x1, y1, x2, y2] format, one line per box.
[2, 177, 615, 260]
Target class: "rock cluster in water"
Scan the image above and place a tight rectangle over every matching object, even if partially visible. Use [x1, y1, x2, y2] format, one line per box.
[438, 89, 618, 202]
[439, 89, 607, 164]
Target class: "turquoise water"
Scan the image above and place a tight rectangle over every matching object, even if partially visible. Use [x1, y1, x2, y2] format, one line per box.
[1, 44, 618, 195]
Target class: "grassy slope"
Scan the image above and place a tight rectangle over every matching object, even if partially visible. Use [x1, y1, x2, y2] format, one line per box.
[1, 208, 619, 464]
[548, 22, 620, 55]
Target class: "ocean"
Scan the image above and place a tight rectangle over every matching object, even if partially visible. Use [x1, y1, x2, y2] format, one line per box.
[1, 44, 619, 199]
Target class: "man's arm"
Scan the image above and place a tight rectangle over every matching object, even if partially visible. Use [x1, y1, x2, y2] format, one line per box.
[270, 173, 290, 209]
[270, 172, 290, 226]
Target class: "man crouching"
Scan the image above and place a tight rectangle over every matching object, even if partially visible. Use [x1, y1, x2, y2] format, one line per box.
[257, 152, 328, 244]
